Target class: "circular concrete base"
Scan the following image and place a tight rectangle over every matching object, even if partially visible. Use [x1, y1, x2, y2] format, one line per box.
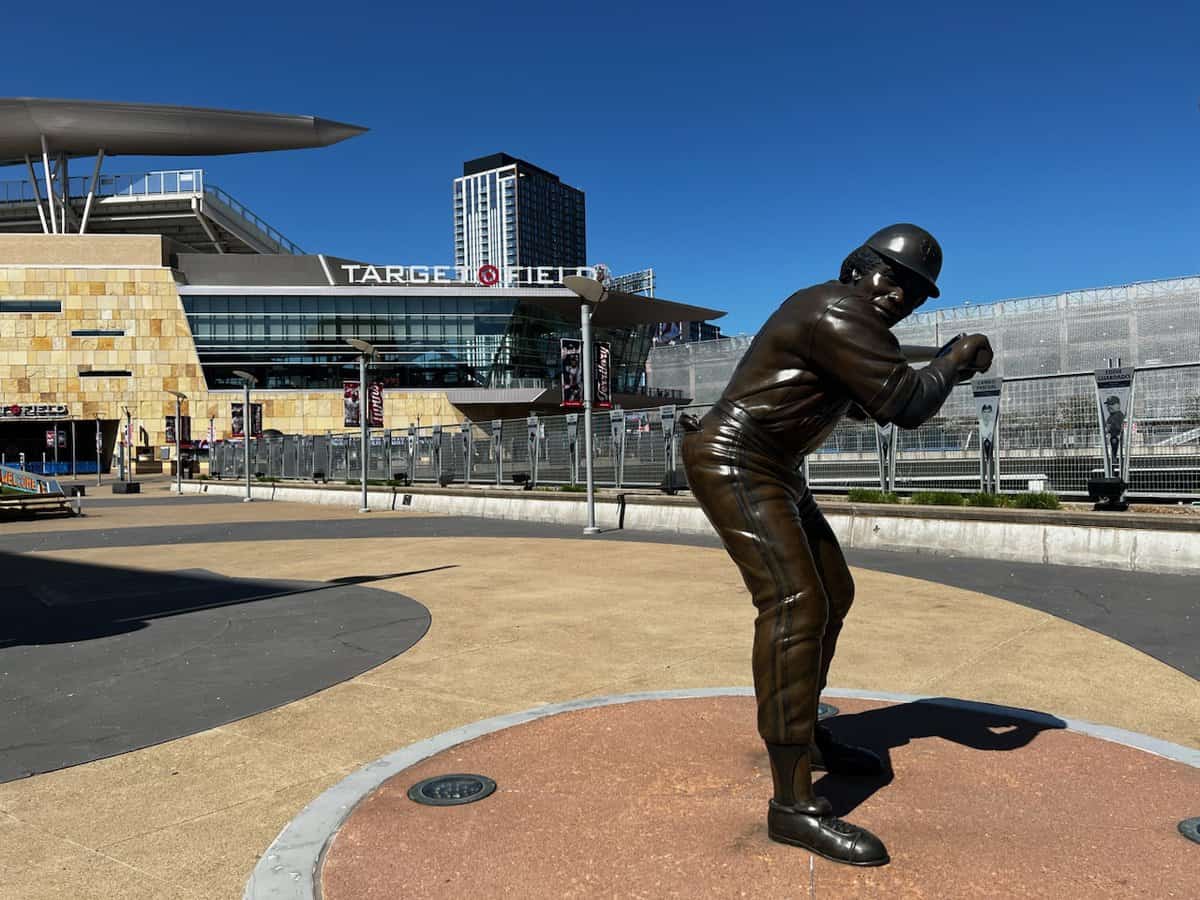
[316, 695, 1197, 899]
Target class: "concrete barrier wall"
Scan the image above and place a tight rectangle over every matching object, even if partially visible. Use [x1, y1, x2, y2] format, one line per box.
[184, 481, 1200, 575]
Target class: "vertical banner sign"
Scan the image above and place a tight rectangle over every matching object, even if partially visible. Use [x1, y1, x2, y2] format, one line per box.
[565, 413, 579, 485]
[660, 405, 676, 485]
[406, 425, 417, 478]
[1094, 365, 1135, 479]
[460, 421, 473, 484]
[972, 377, 1003, 493]
[231, 403, 263, 438]
[368, 382, 384, 428]
[874, 422, 897, 493]
[594, 342, 612, 410]
[491, 418, 503, 485]
[609, 408, 625, 487]
[432, 425, 443, 481]
[560, 338, 583, 408]
[343, 381, 360, 427]
[526, 414, 540, 487]
[164, 416, 192, 445]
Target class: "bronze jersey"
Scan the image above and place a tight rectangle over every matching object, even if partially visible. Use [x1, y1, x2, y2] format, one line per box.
[715, 280, 958, 457]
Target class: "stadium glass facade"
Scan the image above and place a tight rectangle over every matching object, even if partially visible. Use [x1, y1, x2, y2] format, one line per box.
[181, 291, 652, 394]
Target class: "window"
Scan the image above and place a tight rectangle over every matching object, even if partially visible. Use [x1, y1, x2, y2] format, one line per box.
[71, 329, 126, 337]
[79, 369, 132, 377]
[1, 299, 61, 313]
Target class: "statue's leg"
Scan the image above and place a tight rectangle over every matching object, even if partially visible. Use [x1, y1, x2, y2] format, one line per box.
[803, 508, 853, 695]
[803, 510, 886, 776]
[684, 434, 888, 865]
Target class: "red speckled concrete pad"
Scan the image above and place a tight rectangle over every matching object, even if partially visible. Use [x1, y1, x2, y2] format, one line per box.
[320, 697, 1198, 899]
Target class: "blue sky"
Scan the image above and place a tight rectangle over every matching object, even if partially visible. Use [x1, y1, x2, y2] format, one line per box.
[2, 1, 1197, 334]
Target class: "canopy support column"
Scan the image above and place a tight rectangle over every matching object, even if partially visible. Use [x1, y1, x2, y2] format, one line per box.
[23, 155, 49, 234]
[79, 149, 104, 235]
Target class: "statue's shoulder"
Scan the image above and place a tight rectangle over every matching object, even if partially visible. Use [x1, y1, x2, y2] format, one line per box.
[778, 280, 862, 322]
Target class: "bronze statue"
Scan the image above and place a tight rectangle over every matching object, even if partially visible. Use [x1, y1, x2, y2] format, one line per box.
[681, 224, 993, 866]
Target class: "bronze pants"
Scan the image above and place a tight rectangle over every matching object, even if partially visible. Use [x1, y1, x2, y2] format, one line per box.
[682, 405, 854, 746]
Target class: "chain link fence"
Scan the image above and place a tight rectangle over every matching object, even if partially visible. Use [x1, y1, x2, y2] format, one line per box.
[207, 366, 1200, 500]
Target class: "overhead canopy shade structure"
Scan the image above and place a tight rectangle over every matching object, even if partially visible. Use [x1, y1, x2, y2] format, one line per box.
[0, 98, 367, 166]
[551, 276, 725, 326]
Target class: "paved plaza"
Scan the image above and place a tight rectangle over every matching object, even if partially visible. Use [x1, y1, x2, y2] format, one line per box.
[1, 478, 1197, 898]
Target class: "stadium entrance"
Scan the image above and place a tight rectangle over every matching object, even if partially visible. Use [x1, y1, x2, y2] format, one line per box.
[0, 417, 118, 475]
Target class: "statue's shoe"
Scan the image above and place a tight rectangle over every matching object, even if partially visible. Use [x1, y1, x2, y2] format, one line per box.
[768, 801, 892, 868]
[767, 798, 889, 866]
[810, 723, 887, 776]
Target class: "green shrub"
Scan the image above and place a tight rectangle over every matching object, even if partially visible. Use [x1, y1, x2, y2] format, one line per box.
[1010, 491, 1060, 510]
[559, 483, 586, 493]
[847, 488, 900, 504]
[965, 492, 1012, 508]
[910, 490, 966, 506]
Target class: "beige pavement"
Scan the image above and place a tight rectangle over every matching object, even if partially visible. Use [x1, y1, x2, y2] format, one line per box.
[1, 493, 1196, 899]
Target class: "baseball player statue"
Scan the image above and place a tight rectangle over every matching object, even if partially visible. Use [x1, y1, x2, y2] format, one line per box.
[681, 224, 993, 866]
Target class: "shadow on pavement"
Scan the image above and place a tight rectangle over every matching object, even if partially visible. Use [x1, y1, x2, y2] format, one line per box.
[814, 698, 1067, 816]
[0, 549, 432, 781]
[0, 551, 318, 647]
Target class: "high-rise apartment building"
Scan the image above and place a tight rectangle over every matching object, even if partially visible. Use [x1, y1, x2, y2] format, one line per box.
[453, 154, 586, 272]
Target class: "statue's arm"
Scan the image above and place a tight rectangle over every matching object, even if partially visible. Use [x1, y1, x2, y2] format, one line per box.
[807, 301, 958, 429]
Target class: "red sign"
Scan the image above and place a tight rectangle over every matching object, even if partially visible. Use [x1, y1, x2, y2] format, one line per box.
[344, 382, 384, 428]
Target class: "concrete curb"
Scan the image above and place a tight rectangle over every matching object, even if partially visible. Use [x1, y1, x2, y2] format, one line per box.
[241, 687, 1200, 900]
[186, 481, 1200, 574]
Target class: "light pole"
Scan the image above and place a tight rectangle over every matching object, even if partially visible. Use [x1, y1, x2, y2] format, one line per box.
[347, 338, 376, 513]
[166, 389, 187, 495]
[233, 370, 257, 502]
[564, 276, 607, 535]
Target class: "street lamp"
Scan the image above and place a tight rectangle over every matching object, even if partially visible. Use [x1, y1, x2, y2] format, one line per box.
[166, 389, 187, 496]
[347, 338, 376, 513]
[233, 370, 257, 502]
[563, 276, 608, 535]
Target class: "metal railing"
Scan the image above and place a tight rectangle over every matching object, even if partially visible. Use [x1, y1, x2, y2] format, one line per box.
[0, 168, 303, 254]
[206, 366, 1200, 500]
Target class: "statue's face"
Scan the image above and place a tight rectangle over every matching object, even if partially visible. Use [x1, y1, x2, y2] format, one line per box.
[868, 269, 929, 326]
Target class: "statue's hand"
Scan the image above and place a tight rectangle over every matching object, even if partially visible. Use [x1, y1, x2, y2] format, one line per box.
[946, 333, 993, 381]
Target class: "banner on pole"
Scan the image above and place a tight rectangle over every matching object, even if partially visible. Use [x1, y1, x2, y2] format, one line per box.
[972, 377, 1003, 493]
[164, 416, 192, 445]
[560, 338, 583, 408]
[343, 381, 385, 428]
[594, 341, 612, 410]
[1094, 366, 1135, 479]
[230, 403, 262, 438]
[874, 422, 897, 493]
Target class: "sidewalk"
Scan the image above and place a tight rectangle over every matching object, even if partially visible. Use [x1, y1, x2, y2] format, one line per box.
[0, 489, 1195, 898]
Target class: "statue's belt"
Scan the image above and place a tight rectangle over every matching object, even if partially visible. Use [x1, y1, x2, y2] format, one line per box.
[688, 399, 805, 470]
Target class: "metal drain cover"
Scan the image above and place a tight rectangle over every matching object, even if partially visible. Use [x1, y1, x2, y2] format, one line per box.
[817, 703, 839, 720]
[408, 774, 496, 807]
[1179, 817, 1200, 845]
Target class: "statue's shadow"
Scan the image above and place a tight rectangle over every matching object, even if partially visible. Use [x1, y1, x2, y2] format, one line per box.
[812, 698, 1066, 816]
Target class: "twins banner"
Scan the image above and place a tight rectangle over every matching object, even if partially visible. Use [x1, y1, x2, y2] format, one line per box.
[972, 377, 1003, 493]
[560, 338, 584, 407]
[343, 381, 384, 428]
[559, 339, 611, 409]
[164, 415, 192, 445]
[594, 342, 612, 409]
[1094, 366, 1135, 479]
[230, 402, 263, 438]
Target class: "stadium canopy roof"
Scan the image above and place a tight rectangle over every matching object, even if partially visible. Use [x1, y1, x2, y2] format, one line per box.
[0, 98, 366, 166]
